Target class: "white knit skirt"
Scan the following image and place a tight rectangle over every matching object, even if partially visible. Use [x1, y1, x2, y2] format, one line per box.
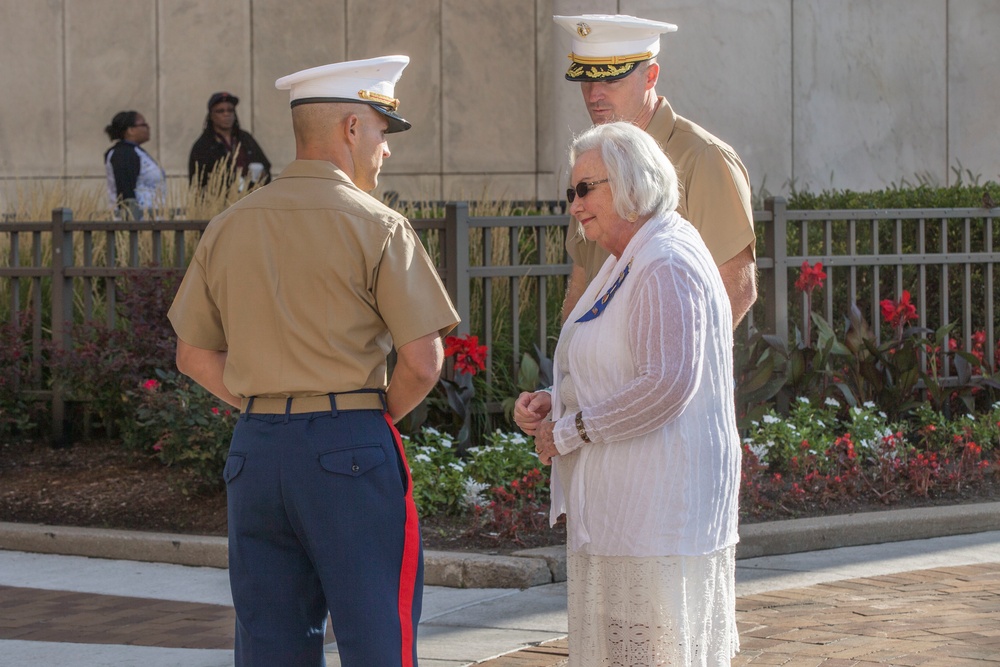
[566, 546, 739, 667]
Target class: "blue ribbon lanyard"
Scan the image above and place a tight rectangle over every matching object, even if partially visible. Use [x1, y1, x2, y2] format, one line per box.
[575, 260, 633, 323]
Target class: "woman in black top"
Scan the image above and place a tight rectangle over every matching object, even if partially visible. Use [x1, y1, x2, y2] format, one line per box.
[188, 91, 271, 190]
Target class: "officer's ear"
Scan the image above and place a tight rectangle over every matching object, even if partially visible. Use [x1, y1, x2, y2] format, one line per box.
[643, 61, 660, 90]
[344, 113, 360, 144]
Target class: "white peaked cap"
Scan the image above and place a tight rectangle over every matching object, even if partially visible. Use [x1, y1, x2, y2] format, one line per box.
[275, 55, 411, 132]
[553, 14, 677, 81]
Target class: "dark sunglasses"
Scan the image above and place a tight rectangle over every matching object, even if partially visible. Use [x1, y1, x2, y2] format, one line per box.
[567, 178, 609, 203]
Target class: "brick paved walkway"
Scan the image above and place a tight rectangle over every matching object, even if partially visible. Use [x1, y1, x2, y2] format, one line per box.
[0, 584, 332, 650]
[0, 584, 235, 649]
[475, 563, 1000, 666]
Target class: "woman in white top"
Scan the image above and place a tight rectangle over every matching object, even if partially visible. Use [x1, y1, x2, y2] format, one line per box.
[104, 110, 166, 220]
[514, 121, 741, 666]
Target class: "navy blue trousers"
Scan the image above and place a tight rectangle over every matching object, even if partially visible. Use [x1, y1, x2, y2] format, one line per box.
[224, 408, 422, 666]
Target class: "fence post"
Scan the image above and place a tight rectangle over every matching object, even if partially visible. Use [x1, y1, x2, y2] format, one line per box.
[444, 202, 471, 336]
[50, 208, 75, 444]
[764, 197, 788, 342]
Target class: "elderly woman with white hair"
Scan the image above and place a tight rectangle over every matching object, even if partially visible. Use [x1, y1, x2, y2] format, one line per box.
[514, 121, 741, 666]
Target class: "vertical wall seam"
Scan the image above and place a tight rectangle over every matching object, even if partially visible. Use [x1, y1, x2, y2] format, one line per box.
[62, 0, 67, 178]
[155, 0, 161, 166]
[439, 0, 445, 195]
[249, 0, 254, 131]
[789, 0, 794, 190]
[534, 0, 539, 198]
[945, 0, 950, 184]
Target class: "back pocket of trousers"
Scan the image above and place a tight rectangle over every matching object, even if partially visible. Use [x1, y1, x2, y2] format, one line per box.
[319, 445, 386, 477]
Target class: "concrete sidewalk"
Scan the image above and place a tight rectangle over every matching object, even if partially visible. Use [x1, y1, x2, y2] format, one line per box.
[4, 501, 999, 589]
[2, 503, 1000, 666]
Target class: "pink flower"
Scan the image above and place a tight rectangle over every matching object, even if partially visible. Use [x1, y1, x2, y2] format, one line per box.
[142, 379, 160, 391]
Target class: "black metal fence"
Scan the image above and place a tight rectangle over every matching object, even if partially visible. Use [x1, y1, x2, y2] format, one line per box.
[3, 199, 999, 438]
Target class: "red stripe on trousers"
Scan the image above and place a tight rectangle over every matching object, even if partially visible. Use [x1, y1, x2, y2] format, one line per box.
[385, 413, 419, 667]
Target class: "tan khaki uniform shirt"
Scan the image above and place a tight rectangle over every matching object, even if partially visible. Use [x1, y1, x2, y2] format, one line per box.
[168, 160, 459, 398]
[567, 97, 755, 283]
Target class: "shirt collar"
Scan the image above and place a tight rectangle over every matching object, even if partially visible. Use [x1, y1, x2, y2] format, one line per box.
[273, 160, 353, 185]
[645, 96, 677, 143]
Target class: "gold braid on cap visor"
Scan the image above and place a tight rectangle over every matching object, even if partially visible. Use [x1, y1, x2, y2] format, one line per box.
[358, 89, 400, 111]
[566, 51, 653, 79]
[567, 51, 653, 65]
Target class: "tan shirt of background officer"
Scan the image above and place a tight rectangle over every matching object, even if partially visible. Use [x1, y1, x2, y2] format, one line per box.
[171, 101, 454, 421]
[560, 50, 757, 329]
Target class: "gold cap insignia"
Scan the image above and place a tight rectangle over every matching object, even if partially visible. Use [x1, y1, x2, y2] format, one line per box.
[358, 89, 400, 111]
[576, 22, 591, 38]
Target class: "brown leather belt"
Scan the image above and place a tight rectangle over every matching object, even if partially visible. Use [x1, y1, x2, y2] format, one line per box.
[241, 393, 385, 414]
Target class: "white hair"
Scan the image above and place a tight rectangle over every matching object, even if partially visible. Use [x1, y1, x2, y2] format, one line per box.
[569, 121, 679, 220]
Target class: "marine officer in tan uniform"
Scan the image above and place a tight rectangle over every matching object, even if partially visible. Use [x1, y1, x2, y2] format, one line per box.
[554, 14, 757, 328]
[168, 55, 459, 667]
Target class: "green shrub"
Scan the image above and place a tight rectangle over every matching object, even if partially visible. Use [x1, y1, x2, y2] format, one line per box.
[786, 180, 1000, 210]
[119, 369, 236, 492]
[465, 430, 545, 500]
[403, 427, 472, 516]
[0, 314, 40, 437]
[403, 426, 543, 517]
[50, 269, 182, 436]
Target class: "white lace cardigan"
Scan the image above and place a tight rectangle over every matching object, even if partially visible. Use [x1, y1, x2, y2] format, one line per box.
[550, 211, 741, 557]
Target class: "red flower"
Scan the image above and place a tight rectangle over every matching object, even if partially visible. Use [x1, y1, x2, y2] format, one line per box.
[211, 407, 220, 415]
[142, 379, 160, 391]
[444, 334, 488, 375]
[879, 290, 918, 329]
[794, 261, 826, 294]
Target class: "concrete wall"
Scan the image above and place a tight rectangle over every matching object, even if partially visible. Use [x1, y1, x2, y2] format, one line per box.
[1, 0, 997, 204]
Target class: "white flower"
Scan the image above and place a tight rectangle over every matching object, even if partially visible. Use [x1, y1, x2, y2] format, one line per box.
[414, 454, 431, 463]
[825, 397, 841, 408]
[423, 427, 441, 436]
[461, 479, 489, 508]
[508, 433, 527, 445]
[749, 443, 769, 461]
[797, 396, 810, 404]
[448, 462, 465, 472]
[852, 407, 862, 416]
[879, 411, 887, 419]
[762, 414, 780, 424]
[863, 401, 877, 409]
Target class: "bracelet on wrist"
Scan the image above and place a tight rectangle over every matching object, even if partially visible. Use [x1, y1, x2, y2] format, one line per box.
[575, 411, 592, 444]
